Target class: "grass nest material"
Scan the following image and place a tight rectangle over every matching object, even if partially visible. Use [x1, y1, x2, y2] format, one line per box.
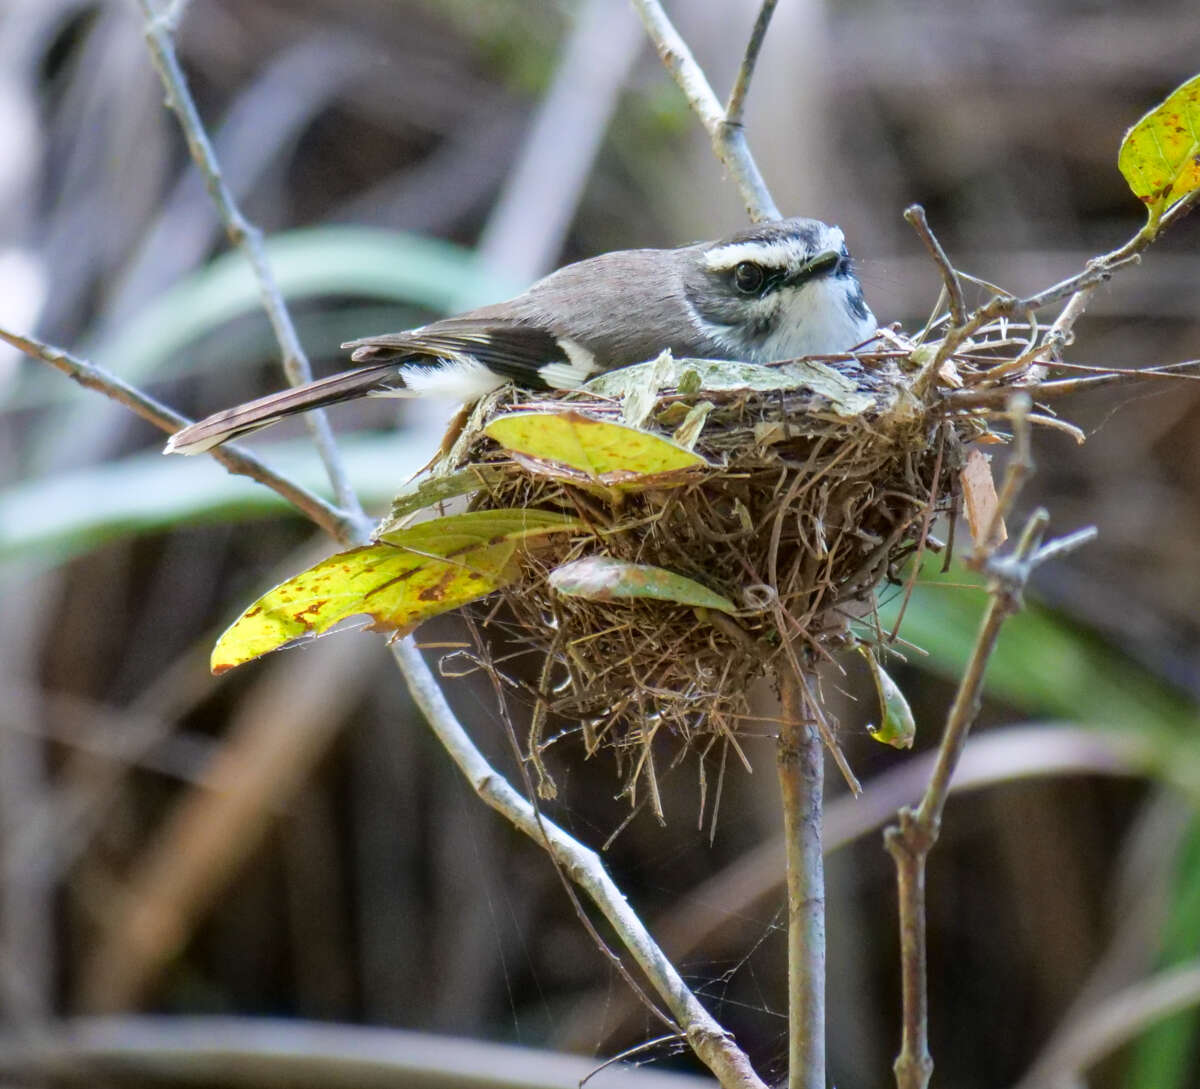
[434, 345, 989, 807]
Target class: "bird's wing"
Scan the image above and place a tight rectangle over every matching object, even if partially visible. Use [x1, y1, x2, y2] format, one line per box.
[342, 318, 588, 388]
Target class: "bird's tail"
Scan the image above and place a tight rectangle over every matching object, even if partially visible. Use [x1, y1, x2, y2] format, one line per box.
[164, 362, 411, 455]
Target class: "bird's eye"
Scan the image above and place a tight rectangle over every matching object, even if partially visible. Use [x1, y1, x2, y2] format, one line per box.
[732, 261, 765, 294]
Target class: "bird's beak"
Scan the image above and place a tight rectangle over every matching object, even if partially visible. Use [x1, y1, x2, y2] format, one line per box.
[787, 250, 841, 286]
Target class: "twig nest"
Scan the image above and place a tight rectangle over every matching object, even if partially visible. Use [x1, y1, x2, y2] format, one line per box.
[442, 350, 965, 804]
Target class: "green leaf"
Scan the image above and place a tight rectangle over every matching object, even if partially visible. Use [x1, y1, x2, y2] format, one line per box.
[484, 411, 707, 482]
[585, 356, 875, 416]
[548, 556, 737, 613]
[858, 646, 917, 749]
[211, 509, 579, 673]
[372, 465, 509, 538]
[1119, 72, 1200, 227]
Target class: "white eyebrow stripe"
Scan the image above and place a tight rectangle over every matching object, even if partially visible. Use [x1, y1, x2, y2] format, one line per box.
[704, 239, 809, 272]
[702, 227, 846, 273]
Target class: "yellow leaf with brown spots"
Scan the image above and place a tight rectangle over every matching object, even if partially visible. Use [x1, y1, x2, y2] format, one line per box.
[211, 509, 580, 674]
[1119, 72, 1200, 228]
[484, 410, 707, 484]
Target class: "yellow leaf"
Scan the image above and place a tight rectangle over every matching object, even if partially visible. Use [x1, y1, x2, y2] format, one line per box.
[1118, 72, 1200, 226]
[484, 410, 707, 483]
[211, 509, 579, 674]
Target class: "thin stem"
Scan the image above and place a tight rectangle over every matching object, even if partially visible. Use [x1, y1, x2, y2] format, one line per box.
[777, 668, 826, 1089]
[137, 0, 366, 529]
[973, 393, 1032, 563]
[883, 812, 932, 1089]
[903, 205, 966, 327]
[1, 326, 358, 546]
[923, 185, 1200, 370]
[883, 393, 1096, 1089]
[391, 637, 768, 1089]
[725, 0, 780, 126]
[629, 0, 780, 222]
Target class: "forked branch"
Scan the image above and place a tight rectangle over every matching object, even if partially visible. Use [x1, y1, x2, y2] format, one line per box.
[884, 401, 1097, 1089]
[630, 0, 781, 222]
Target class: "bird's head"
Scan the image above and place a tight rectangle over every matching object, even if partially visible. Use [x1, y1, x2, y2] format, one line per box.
[684, 217, 875, 362]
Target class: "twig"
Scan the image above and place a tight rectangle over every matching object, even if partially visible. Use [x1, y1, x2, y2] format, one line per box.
[159, 0, 192, 33]
[903, 205, 966, 327]
[925, 185, 1200, 369]
[941, 362, 1200, 408]
[974, 392, 1032, 562]
[0, 1014, 722, 1088]
[463, 617, 679, 1035]
[776, 668, 825, 1089]
[391, 637, 768, 1089]
[725, 0, 780, 126]
[883, 399, 1096, 1089]
[136, 0, 366, 529]
[629, 0, 780, 222]
[0, 326, 358, 546]
[555, 725, 1152, 1052]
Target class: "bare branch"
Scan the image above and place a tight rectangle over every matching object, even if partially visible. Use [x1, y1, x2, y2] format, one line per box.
[0, 1014, 723, 1087]
[136, 0, 364, 524]
[725, 0, 780, 126]
[2, 326, 359, 546]
[884, 396, 1095, 1089]
[903, 205, 966, 327]
[926, 185, 1200, 368]
[391, 637, 768, 1089]
[776, 668, 825, 1089]
[629, 0, 780, 222]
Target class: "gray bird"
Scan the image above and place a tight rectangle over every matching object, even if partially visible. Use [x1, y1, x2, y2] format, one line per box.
[165, 216, 875, 455]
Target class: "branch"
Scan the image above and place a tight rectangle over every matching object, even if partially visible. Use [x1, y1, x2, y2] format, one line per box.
[2, 326, 358, 546]
[776, 668, 825, 1089]
[912, 186, 1200, 369]
[884, 401, 1096, 1089]
[391, 637, 768, 1089]
[725, 0, 780, 126]
[136, 0, 365, 527]
[0, 1014, 724, 1088]
[629, 0, 780, 222]
[903, 205, 966, 327]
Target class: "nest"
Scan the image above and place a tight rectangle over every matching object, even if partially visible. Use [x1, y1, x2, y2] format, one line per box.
[426, 345, 989, 809]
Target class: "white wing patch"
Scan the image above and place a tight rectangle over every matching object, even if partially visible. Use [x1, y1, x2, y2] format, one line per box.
[537, 338, 598, 388]
[378, 357, 507, 400]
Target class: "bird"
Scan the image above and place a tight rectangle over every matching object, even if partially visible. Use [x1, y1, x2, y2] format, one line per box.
[164, 216, 875, 455]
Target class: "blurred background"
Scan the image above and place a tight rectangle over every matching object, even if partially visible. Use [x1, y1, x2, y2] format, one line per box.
[2, 0, 1200, 1086]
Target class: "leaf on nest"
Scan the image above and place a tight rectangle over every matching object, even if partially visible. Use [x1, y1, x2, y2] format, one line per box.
[1118, 72, 1200, 228]
[211, 509, 580, 674]
[548, 556, 737, 613]
[859, 646, 916, 749]
[620, 349, 677, 429]
[373, 464, 508, 538]
[671, 401, 715, 450]
[484, 410, 707, 483]
[960, 447, 1006, 549]
[585, 356, 875, 416]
